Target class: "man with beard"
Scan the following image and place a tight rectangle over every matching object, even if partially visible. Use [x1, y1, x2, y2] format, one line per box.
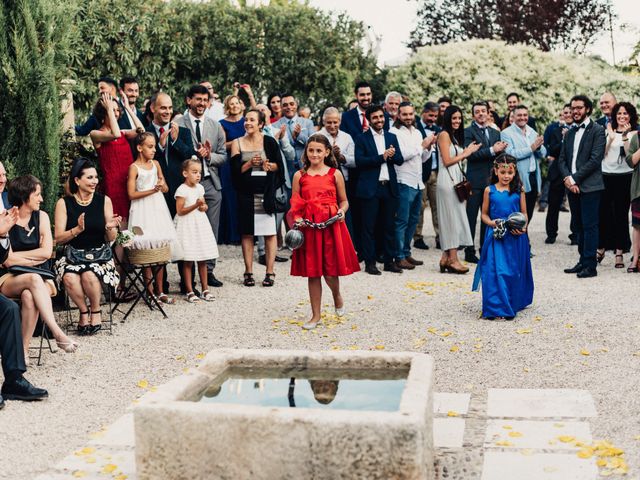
[341, 81, 373, 140]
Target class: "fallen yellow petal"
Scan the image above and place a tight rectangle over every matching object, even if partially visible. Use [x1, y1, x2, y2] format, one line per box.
[374, 345, 385, 350]
[137, 380, 149, 389]
[508, 431, 523, 438]
[577, 449, 593, 459]
[558, 435, 576, 443]
[580, 349, 590, 356]
[495, 440, 514, 447]
[439, 331, 453, 337]
[367, 295, 374, 300]
[502, 425, 513, 430]
[449, 345, 459, 352]
[516, 328, 532, 334]
[101, 464, 118, 474]
[596, 458, 607, 467]
[447, 411, 458, 417]
[79, 447, 95, 455]
[72, 472, 86, 478]
[195, 353, 205, 360]
[114, 476, 128, 480]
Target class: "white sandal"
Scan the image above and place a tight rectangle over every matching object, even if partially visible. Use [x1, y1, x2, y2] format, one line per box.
[186, 292, 200, 303]
[200, 290, 214, 302]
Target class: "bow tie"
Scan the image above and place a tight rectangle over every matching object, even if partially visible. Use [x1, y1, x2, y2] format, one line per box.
[575, 123, 586, 129]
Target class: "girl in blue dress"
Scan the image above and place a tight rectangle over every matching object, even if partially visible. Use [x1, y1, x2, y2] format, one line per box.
[472, 154, 534, 319]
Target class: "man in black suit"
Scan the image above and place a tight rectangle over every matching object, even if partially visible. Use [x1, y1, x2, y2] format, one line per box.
[558, 95, 606, 278]
[340, 81, 373, 139]
[354, 105, 404, 275]
[119, 76, 148, 129]
[463, 101, 508, 263]
[146, 92, 196, 217]
[0, 207, 48, 408]
[596, 91, 617, 128]
[544, 104, 577, 244]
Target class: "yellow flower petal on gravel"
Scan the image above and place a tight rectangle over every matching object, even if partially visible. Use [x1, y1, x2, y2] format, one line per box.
[495, 440, 514, 447]
[508, 431, 523, 438]
[137, 380, 149, 389]
[577, 449, 594, 459]
[80, 447, 95, 455]
[558, 435, 576, 443]
[374, 345, 385, 350]
[533, 316, 542, 321]
[195, 353, 205, 360]
[427, 327, 438, 334]
[516, 328, 532, 334]
[367, 295, 374, 300]
[565, 323, 574, 329]
[101, 464, 117, 474]
[114, 476, 128, 480]
[447, 411, 459, 417]
[596, 459, 608, 467]
[439, 331, 453, 337]
[174, 355, 185, 361]
[85, 457, 96, 464]
[72, 472, 86, 478]
[580, 349, 590, 356]
[449, 345, 459, 352]
[634, 435, 640, 441]
[502, 425, 513, 430]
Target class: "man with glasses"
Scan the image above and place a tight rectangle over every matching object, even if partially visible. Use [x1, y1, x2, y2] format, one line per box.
[558, 95, 606, 278]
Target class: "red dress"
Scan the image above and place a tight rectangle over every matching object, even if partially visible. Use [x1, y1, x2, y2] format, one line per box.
[96, 135, 133, 219]
[289, 168, 360, 277]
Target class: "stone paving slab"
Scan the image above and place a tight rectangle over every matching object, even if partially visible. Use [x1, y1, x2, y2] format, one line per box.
[88, 413, 134, 448]
[484, 419, 592, 450]
[433, 417, 466, 448]
[433, 392, 471, 415]
[487, 389, 597, 418]
[481, 451, 598, 480]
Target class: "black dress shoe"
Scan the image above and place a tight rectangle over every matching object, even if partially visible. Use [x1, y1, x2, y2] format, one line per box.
[364, 263, 381, 275]
[275, 255, 288, 262]
[258, 254, 266, 266]
[87, 324, 102, 335]
[545, 236, 556, 244]
[464, 251, 479, 264]
[435, 237, 441, 250]
[207, 274, 223, 287]
[576, 267, 597, 278]
[383, 262, 403, 273]
[413, 238, 429, 250]
[1, 376, 48, 401]
[564, 263, 583, 274]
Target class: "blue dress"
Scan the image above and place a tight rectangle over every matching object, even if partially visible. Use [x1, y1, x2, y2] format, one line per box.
[472, 185, 534, 318]
[218, 117, 246, 244]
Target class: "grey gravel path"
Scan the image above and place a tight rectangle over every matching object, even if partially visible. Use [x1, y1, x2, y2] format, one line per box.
[0, 210, 638, 479]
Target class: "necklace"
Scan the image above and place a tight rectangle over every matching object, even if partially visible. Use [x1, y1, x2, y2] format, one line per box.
[74, 193, 93, 206]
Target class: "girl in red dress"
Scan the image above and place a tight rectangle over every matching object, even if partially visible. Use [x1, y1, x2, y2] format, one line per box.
[288, 134, 360, 330]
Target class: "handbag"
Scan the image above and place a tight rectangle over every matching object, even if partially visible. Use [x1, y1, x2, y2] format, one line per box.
[65, 244, 113, 265]
[273, 185, 290, 213]
[446, 163, 472, 202]
[8, 264, 55, 280]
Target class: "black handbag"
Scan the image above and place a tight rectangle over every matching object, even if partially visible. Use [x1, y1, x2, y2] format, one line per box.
[273, 185, 290, 213]
[8, 264, 55, 280]
[65, 244, 113, 265]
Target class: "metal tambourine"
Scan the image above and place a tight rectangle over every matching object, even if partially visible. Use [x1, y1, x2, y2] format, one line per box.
[285, 212, 344, 250]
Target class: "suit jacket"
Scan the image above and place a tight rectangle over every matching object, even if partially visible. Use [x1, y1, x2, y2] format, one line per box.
[544, 121, 566, 183]
[501, 123, 547, 193]
[0, 237, 8, 264]
[557, 119, 606, 193]
[118, 104, 149, 130]
[75, 109, 133, 137]
[340, 108, 365, 140]
[353, 129, 404, 199]
[145, 123, 196, 214]
[1, 192, 10, 211]
[175, 112, 226, 191]
[464, 123, 501, 190]
[596, 116, 608, 128]
[272, 115, 315, 168]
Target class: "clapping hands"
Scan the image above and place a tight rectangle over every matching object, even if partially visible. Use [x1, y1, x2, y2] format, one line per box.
[0, 207, 18, 236]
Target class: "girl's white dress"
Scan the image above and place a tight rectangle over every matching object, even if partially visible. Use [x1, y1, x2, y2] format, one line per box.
[174, 183, 219, 261]
[128, 163, 180, 260]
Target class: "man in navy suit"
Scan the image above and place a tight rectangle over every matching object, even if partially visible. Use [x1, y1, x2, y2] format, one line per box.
[341, 81, 373, 140]
[354, 105, 404, 275]
[463, 101, 508, 263]
[596, 91, 617, 128]
[558, 95, 606, 278]
[145, 92, 196, 217]
[75, 77, 134, 136]
[119, 76, 148, 129]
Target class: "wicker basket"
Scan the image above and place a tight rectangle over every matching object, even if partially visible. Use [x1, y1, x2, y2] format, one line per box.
[126, 245, 171, 265]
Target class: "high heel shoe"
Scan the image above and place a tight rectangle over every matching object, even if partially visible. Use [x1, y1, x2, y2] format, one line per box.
[88, 310, 102, 336]
[77, 310, 90, 336]
[597, 249, 605, 264]
[446, 262, 469, 274]
[56, 339, 78, 353]
[439, 257, 449, 273]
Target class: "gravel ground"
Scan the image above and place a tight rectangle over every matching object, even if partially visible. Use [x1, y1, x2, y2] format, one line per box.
[1, 210, 639, 479]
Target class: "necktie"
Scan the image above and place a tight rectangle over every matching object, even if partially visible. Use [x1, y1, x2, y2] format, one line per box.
[158, 127, 168, 165]
[159, 127, 165, 135]
[480, 127, 489, 142]
[195, 119, 202, 144]
[361, 113, 368, 131]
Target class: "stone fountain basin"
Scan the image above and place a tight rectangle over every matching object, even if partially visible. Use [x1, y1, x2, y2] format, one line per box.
[134, 349, 434, 480]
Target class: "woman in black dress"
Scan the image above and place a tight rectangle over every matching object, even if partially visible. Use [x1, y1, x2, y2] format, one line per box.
[54, 158, 121, 335]
[0, 175, 77, 360]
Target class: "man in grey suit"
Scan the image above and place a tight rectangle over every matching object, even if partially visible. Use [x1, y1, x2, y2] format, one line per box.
[176, 84, 227, 287]
[272, 93, 315, 182]
[463, 101, 508, 263]
[558, 94, 606, 278]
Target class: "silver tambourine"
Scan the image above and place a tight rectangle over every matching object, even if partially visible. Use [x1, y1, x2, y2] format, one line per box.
[285, 212, 344, 250]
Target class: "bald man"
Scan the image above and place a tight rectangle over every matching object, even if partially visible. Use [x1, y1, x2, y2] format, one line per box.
[596, 92, 617, 128]
[145, 93, 196, 217]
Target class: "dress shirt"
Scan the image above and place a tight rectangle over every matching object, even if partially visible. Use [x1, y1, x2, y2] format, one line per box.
[571, 118, 591, 179]
[0, 237, 8, 250]
[423, 125, 439, 170]
[602, 130, 633, 175]
[0, 194, 5, 213]
[390, 125, 427, 189]
[357, 107, 367, 130]
[474, 122, 495, 156]
[319, 127, 355, 181]
[372, 129, 389, 182]
[187, 114, 211, 177]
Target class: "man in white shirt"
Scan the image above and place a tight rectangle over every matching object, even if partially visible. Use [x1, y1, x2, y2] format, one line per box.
[390, 102, 431, 270]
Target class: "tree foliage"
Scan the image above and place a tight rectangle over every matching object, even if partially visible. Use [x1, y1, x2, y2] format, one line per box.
[68, 0, 382, 116]
[388, 39, 640, 127]
[0, 0, 73, 212]
[408, 0, 614, 54]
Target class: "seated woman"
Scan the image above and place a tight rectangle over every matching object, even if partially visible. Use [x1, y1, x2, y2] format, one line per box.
[0, 175, 78, 360]
[54, 158, 121, 335]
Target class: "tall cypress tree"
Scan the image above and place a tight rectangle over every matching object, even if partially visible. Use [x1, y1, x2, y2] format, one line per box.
[0, 0, 71, 213]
